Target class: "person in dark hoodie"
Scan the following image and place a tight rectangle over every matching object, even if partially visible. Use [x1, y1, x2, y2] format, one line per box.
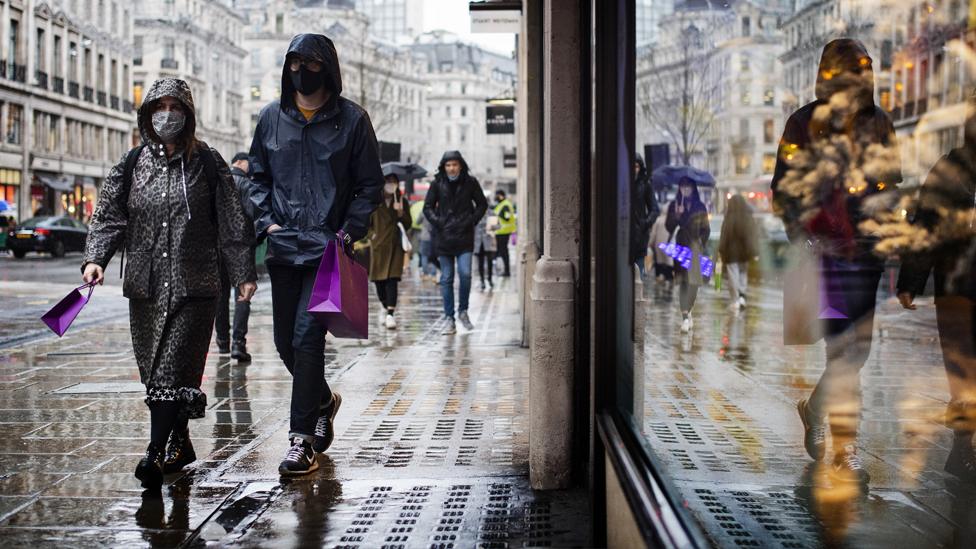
[247, 34, 383, 476]
[423, 151, 488, 335]
[771, 38, 902, 484]
[665, 176, 709, 333]
[632, 153, 661, 278]
[83, 78, 257, 489]
[897, 91, 976, 482]
[215, 152, 256, 362]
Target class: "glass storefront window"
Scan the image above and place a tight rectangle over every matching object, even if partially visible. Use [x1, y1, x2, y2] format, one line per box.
[629, 1, 976, 545]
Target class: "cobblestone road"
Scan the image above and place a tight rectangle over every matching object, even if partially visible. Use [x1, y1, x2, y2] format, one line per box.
[0, 260, 590, 548]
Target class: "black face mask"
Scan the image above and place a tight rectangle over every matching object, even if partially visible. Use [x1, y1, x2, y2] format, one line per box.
[290, 66, 326, 96]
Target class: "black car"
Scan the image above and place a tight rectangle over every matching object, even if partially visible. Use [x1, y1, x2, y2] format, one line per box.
[6, 216, 89, 258]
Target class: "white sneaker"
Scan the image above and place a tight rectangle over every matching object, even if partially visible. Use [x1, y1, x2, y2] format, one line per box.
[385, 314, 397, 329]
[680, 317, 692, 333]
[738, 296, 746, 307]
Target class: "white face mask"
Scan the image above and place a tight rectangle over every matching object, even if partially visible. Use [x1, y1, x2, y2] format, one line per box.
[152, 111, 186, 143]
[384, 183, 398, 194]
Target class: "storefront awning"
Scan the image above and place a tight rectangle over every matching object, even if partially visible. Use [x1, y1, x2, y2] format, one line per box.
[37, 174, 74, 192]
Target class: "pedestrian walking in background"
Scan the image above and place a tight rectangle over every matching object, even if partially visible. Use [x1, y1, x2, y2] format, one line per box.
[493, 189, 516, 277]
[475, 205, 500, 291]
[632, 154, 661, 278]
[423, 151, 488, 335]
[648, 207, 673, 282]
[772, 39, 901, 484]
[718, 194, 759, 311]
[897, 93, 976, 482]
[82, 78, 257, 489]
[216, 152, 257, 362]
[666, 177, 710, 333]
[367, 170, 412, 330]
[247, 34, 383, 476]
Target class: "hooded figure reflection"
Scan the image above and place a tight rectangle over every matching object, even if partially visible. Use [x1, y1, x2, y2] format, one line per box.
[897, 90, 976, 483]
[771, 38, 903, 485]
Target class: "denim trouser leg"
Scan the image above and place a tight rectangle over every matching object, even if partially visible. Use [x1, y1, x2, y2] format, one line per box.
[439, 255, 456, 318]
[267, 265, 334, 442]
[456, 252, 473, 313]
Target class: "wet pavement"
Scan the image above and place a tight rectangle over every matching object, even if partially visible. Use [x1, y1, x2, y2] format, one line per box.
[0, 258, 590, 548]
[640, 276, 976, 548]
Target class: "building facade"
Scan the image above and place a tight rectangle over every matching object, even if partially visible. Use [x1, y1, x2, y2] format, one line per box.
[357, 0, 423, 45]
[132, 0, 248, 160]
[239, 0, 427, 167]
[0, 0, 135, 223]
[636, 0, 790, 212]
[410, 31, 518, 187]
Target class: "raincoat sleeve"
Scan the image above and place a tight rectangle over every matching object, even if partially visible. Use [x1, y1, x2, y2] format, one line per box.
[83, 153, 129, 271]
[771, 113, 808, 243]
[341, 113, 384, 242]
[458, 178, 489, 230]
[399, 196, 413, 228]
[423, 182, 442, 229]
[247, 110, 276, 239]
[896, 159, 945, 296]
[212, 148, 257, 286]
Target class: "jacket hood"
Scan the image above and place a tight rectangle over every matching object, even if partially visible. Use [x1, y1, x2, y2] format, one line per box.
[634, 153, 648, 183]
[137, 78, 196, 144]
[281, 33, 342, 109]
[815, 39, 875, 105]
[437, 150, 470, 179]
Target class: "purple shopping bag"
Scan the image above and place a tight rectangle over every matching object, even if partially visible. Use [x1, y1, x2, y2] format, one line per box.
[307, 233, 369, 339]
[41, 282, 96, 337]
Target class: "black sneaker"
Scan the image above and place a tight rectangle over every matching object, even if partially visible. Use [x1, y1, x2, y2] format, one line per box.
[831, 445, 870, 484]
[163, 428, 197, 474]
[945, 437, 976, 482]
[442, 317, 457, 335]
[217, 340, 231, 354]
[458, 311, 474, 331]
[279, 437, 318, 476]
[797, 399, 826, 461]
[313, 393, 343, 453]
[135, 444, 165, 489]
[231, 340, 251, 362]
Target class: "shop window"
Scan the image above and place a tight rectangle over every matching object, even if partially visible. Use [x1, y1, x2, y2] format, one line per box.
[762, 153, 775, 174]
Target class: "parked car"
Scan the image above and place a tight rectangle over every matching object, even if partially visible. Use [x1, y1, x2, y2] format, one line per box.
[6, 216, 89, 259]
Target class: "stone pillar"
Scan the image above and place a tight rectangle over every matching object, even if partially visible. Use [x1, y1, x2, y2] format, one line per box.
[517, 0, 543, 348]
[530, 0, 581, 490]
[632, 266, 646, 425]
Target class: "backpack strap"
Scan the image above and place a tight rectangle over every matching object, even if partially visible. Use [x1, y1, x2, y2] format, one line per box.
[118, 145, 144, 278]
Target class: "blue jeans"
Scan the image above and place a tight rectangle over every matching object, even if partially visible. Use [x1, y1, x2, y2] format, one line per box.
[438, 252, 473, 318]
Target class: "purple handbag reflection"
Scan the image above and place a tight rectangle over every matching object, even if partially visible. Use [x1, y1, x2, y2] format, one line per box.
[307, 232, 369, 339]
[41, 282, 96, 337]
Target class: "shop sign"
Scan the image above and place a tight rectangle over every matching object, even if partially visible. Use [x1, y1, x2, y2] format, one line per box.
[470, 9, 521, 33]
[486, 105, 515, 134]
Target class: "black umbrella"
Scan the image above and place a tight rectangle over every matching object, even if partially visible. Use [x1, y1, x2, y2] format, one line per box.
[651, 165, 716, 190]
[382, 162, 427, 180]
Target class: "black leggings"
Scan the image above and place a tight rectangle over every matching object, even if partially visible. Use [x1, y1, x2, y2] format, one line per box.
[476, 250, 495, 285]
[676, 269, 698, 314]
[375, 279, 400, 311]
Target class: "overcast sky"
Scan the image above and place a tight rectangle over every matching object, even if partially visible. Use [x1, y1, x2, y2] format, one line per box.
[422, 0, 517, 56]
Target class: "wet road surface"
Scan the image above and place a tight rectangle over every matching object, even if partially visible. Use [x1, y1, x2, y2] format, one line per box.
[640, 276, 976, 548]
[0, 261, 590, 548]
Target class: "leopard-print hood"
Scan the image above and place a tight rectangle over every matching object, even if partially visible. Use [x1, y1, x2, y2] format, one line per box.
[137, 78, 197, 145]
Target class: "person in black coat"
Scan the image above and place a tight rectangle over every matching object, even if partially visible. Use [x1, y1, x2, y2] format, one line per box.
[423, 150, 488, 335]
[247, 33, 384, 476]
[898, 94, 976, 482]
[216, 152, 257, 362]
[771, 38, 902, 484]
[632, 154, 660, 277]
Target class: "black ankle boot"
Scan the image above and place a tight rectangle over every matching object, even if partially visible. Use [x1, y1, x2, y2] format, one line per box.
[163, 428, 197, 474]
[135, 444, 165, 489]
[231, 340, 251, 362]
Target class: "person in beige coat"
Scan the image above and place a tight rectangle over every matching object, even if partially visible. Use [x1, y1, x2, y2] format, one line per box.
[367, 170, 412, 329]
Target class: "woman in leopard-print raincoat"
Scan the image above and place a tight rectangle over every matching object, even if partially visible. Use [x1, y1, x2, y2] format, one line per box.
[82, 78, 257, 488]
